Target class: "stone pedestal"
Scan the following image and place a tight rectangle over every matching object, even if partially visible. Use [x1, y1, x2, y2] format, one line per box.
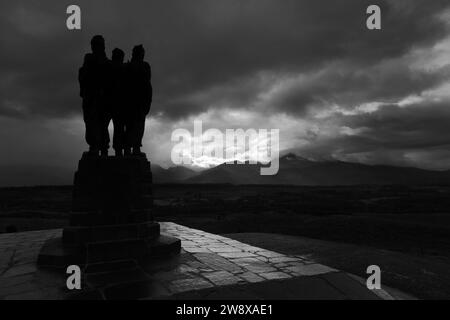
[37, 152, 180, 267]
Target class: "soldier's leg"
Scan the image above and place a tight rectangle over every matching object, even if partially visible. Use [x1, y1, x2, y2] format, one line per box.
[129, 113, 139, 152]
[137, 117, 145, 147]
[112, 114, 125, 156]
[82, 99, 98, 154]
[99, 110, 111, 156]
[132, 110, 146, 155]
[123, 112, 133, 156]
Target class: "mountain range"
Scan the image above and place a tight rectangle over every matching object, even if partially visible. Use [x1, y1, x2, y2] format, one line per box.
[181, 153, 450, 185]
[2, 153, 450, 187]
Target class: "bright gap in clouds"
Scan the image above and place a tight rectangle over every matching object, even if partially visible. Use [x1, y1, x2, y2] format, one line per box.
[142, 109, 311, 169]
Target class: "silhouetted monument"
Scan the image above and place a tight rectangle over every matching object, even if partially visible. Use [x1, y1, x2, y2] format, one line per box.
[78, 35, 110, 157]
[109, 47, 127, 157]
[38, 36, 179, 267]
[126, 45, 152, 156]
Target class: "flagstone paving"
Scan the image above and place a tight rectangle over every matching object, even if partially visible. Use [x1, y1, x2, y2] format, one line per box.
[0, 222, 401, 300]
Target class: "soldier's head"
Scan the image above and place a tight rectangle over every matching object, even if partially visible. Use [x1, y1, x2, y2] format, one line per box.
[90, 35, 105, 55]
[112, 48, 124, 64]
[131, 45, 145, 62]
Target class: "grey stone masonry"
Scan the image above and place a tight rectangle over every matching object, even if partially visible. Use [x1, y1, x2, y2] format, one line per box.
[0, 222, 399, 300]
[36, 153, 181, 267]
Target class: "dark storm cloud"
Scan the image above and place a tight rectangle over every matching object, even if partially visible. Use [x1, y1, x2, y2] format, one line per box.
[2, 0, 450, 174]
[340, 101, 450, 150]
[1, 0, 449, 120]
[157, 0, 450, 118]
[0, 1, 84, 118]
[280, 62, 450, 117]
[296, 99, 450, 169]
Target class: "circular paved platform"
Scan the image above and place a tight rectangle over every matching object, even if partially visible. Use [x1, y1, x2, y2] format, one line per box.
[0, 222, 410, 300]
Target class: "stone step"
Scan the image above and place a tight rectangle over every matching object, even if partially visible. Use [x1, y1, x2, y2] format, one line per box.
[37, 238, 84, 267]
[38, 233, 181, 267]
[85, 234, 181, 263]
[72, 194, 153, 213]
[63, 221, 160, 244]
[69, 210, 151, 226]
[73, 172, 152, 188]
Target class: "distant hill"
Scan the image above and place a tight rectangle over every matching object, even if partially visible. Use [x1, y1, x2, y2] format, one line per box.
[185, 153, 450, 185]
[0, 163, 198, 187]
[151, 164, 198, 183]
[0, 165, 73, 187]
[2, 154, 449, 187]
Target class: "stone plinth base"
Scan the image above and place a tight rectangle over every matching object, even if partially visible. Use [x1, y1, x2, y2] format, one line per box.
[37, 231, 181, 267]
[37, 153, 180, 267]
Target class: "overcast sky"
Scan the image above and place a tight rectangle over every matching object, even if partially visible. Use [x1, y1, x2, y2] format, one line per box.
[1, 0, 450, 173]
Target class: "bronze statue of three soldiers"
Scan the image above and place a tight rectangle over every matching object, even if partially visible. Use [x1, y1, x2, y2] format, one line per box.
[79, 35, 152, 157]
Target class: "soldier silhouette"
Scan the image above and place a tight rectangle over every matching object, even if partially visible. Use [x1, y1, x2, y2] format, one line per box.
[108, 48, 127, 157]
[126, 45, 152, 156]
[79, 35, 111, 156]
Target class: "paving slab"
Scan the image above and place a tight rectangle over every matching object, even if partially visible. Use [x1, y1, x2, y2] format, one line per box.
[0, 222, 399, 299]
